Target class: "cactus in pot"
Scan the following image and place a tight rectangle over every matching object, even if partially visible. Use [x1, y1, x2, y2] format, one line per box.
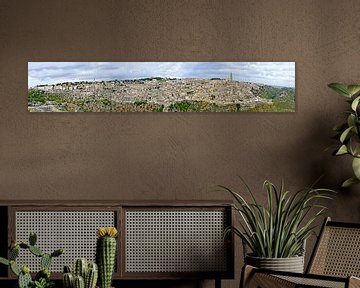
[73, 275, 85, 288]
[62, 266, 74, 288]
[19, 266, 32, 288]
[62, 259, 98, 288]
[74, 258, 88, 280]
[0, 232, 63, 288]
[96, 227, 118, 288]
[85, 262, 98, 288]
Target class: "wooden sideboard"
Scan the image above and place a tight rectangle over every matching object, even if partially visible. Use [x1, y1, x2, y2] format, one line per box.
[0, 201, 234, 288]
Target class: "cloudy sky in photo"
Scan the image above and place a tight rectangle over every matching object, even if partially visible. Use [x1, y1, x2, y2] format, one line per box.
[28, 62, 295, 88]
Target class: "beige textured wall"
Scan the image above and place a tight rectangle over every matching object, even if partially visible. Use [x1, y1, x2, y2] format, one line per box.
[1, 1, 360, 287]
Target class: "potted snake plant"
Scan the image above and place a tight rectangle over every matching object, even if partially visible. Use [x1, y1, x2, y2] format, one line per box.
[220, 178, 334, 273]
[328, 83, 360, 187]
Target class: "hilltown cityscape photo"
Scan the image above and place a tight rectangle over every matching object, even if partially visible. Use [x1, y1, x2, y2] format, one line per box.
[28, 62, 295, 112]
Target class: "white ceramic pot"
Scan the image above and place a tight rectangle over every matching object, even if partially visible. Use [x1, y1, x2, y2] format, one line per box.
[245, 254, 305, 273]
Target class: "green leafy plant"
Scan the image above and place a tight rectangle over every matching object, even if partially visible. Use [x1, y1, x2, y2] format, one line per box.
[220, 179, 334, 258]
[32, 278, 54, 288]
[0, 232, 63, 288]
[328, 83, 360, 187]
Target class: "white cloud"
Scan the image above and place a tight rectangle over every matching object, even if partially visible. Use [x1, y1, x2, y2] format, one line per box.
[28, 62, 295, 88]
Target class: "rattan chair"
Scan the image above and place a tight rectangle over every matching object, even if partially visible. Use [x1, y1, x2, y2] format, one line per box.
[241, 217, 360, 288]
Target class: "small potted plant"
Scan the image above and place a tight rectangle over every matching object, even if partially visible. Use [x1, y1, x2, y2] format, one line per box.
[220, 178, 334, 272]
[328, 83, 360, 187]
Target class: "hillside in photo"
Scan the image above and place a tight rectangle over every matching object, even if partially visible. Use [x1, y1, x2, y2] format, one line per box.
[28, 78, 295, 112]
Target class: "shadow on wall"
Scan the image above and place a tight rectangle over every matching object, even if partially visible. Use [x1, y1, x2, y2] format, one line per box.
[302, 112, 344, 189]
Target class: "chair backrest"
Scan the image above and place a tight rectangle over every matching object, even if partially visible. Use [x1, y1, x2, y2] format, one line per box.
[307, 217, 360, 277]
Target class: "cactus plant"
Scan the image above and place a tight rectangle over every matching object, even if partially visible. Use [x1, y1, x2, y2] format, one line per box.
[85, 262, 98, 288]
[9, 246, 19, 260]
[0, 232, 63, 288]
[29, 245, 44, 257]
[19, 268, 32, 288]
[35, 268, 50, 282]
[0, 257, 9, 266]
[74, 258, 88, 279]
[96, 227, 118, 288]
[10, 260, 21, 276]
[74, 275, 85, 288]
[63, 272, 74, 288]
[63, 259, 98, 288]
[29, 232, 37, 246]
[41, 253, 52, 270]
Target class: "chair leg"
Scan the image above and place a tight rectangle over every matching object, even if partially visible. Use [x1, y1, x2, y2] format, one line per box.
[215, 278, 221, 288]
[240, 265, 255, 288]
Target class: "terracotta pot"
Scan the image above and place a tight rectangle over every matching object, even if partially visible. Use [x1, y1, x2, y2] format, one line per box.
[245, 254, 304, 273]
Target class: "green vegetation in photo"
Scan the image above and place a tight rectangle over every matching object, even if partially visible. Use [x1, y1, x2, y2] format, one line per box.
[169, 101, 193, 112]
[154, 105, 164, 112]
[101, 98, 112, 106]
[111, 102, 165, 112]
[253, 86, 294, 100]
[28, 90, 63, 105]
[250, 85, 295, 112]
[134, 100, 148, 106]
[246, 99, 295, 112]
[246, 103, 275, 112]
[28, 90, 47, 104]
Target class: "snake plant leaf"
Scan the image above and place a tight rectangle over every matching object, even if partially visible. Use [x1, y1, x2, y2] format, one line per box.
[328, 83, 351, 97]
[352, 157, 360, 179]
[336, 144, 348, 155]
[340, 126, 353, 143]
[347, 85, 360, 96]
[342, 177, 360, 188]
[351, 96, 360, 111]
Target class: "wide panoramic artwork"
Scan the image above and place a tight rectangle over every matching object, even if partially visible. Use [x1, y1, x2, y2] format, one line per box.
[28, 62, 295, 112]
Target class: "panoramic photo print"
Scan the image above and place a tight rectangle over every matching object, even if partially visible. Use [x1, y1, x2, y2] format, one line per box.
[28, 62, 295, 112]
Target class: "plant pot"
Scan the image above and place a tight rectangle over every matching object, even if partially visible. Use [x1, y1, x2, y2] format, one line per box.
[245, 254, 304, 273]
